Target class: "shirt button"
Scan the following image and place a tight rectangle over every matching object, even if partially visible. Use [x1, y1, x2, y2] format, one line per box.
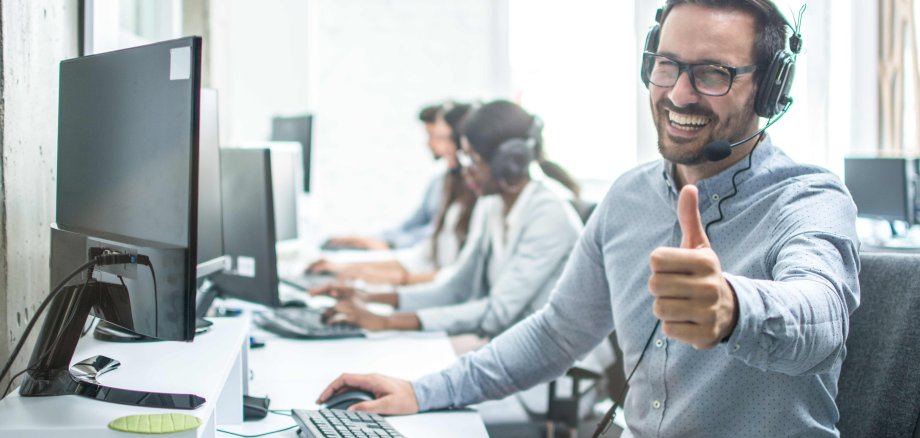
[655, 339, 664, 348]
[711, 194, 720, 201]
[652, 400, 662, 409]
[732, 343, 741, 352]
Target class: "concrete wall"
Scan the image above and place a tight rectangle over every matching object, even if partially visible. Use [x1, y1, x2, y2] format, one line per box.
[208, 0, 510, 240]
[0, 0, 80, 394]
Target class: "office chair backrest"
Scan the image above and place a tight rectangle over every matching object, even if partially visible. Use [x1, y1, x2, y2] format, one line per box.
[836, 251, 920, 437]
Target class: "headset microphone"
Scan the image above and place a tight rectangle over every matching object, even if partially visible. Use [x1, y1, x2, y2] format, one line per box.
[703, 100, 791, 162]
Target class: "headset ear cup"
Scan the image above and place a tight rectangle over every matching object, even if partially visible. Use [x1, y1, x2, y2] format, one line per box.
[641, 23, 661, 88]
[491, 139, 533, 184]
[755, 51, 795, 118]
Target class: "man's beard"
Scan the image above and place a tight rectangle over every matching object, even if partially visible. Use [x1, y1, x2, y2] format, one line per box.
[654, 95, 757, 165]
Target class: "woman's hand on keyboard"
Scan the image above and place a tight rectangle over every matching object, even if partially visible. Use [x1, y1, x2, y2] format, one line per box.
[309, 283, 368, 302]
[317, 373, 419, 415]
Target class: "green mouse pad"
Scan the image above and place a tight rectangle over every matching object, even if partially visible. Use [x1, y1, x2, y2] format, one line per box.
[108, 413, 202, 434]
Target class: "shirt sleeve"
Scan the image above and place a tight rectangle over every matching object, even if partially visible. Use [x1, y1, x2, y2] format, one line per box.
[722, 177, 860, 376]
[414, 201, 581, 336]
[379, 173, 444, 248]
[411, 200, 615, 411]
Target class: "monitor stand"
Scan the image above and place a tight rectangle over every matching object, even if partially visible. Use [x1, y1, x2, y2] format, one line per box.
[19, 280, 205, 409]
[93, 318, 213, 342]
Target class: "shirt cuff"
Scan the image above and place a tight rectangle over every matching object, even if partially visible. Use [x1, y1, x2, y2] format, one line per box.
[721, 273, 768, 364]
[411, 371, 454, 412]
[414, 307, 451, 332]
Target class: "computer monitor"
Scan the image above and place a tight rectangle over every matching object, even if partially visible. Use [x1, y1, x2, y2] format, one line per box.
[844, 157, 917, 225]
[271, 115, 313, 192]
[21, 37, 205, 409]
[213, 147, 295, 307]
[197, 88, 228, 276]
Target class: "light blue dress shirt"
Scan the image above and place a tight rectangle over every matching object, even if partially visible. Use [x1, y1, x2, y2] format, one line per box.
[379, 171, 444, 249]
[412, 139, 860, 437]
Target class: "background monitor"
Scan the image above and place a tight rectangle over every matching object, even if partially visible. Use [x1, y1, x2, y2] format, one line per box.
[214, 147, 284, 307]
[844, 157, 917, 225]
[197, 88, 227, 277]
[271, 114, 313, 192]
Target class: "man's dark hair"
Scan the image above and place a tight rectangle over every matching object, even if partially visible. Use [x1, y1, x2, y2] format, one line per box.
[418, 104, 443, 123]
[660, 0, 790, 79]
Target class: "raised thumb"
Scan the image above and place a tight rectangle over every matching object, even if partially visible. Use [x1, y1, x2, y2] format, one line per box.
[678, 185, 710, 249]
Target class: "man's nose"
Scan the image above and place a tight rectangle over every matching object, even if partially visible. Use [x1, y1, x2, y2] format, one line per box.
[668, 71, 700, 108]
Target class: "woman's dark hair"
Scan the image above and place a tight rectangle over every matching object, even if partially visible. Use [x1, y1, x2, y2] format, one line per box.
[431, 103, 477, 267]
[660, 0, 789, 81]
[418, 103, 442, 124]
[461, 100, 580, 199]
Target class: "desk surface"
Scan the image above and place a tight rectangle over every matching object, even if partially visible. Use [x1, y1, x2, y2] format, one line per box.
[0, 317, 250, 438]
[217, 328, 488, 438]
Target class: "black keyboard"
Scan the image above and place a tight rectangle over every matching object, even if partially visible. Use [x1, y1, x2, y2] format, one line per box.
[253, 308, 365, 339]
[280, 273, 336, 291]
[292, 409, 403, 438]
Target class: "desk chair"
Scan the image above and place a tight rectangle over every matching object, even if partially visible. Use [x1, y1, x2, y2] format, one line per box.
[836, 252, 920, 437]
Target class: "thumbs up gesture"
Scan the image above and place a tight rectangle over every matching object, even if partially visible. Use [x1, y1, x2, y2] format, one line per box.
[648, 185, 738, 350]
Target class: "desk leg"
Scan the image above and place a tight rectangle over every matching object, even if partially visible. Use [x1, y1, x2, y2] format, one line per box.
[216, 343, 245, 424]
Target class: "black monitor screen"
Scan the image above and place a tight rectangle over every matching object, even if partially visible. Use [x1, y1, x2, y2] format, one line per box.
[57, 40, 200, 249]
[214, 148, 281, 307]
[844, 157, 914, 223]
[53, 37, 202, 341]
[271, 115, 313, 192]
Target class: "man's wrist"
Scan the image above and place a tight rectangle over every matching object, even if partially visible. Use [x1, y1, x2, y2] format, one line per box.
[719, 276, 739, 343]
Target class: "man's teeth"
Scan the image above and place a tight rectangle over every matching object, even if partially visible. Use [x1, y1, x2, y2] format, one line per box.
[668, 111, 710, 129]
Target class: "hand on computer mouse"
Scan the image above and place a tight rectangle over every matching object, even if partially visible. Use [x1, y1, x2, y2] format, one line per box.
[324, 236, 391, 251]
[309, 283, 367, 301]
[316, 373, 419, 415]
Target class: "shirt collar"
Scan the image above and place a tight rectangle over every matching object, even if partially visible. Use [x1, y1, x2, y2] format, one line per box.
[503, 180, 539, 230]
[660, 136, 776, 205]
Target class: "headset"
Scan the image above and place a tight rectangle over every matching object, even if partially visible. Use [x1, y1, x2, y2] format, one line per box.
[489, 115, 544, 184]
[642, 5, 801, 119]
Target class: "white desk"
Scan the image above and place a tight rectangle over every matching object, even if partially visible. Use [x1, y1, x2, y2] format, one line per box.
[216, 328, 489, 438]
[0, 317, 250, 438]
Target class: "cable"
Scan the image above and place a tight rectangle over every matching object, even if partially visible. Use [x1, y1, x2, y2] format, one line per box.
[704, 132, 763, 237]
[2, 367, 35, 399]
[0, 252, 155, 400]
[216, 425, 298, 437]
[592, 320, 661, 438]
[269, 409, 292, 416]
[0, 258, 98, 399]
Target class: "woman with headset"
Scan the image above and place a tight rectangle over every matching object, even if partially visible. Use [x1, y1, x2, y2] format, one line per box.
[311, 100, 584, 339]
[307, 103, 478, 285]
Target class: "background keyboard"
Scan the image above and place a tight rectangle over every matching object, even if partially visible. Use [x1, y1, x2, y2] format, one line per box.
[254, 308, 365, 339]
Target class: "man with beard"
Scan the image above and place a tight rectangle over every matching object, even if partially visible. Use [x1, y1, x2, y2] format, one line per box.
[314, 1, 860, 436]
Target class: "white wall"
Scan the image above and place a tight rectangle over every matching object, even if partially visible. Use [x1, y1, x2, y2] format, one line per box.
[209, 0, 510, 240]
[0, 0, 80, 393]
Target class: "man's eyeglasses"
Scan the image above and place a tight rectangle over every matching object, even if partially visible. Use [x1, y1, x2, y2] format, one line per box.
[642, 52, 757, 97]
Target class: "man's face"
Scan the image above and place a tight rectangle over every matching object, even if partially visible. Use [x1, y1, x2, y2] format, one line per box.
[650, 4, 760, 165]
[425, 117, 454, 159]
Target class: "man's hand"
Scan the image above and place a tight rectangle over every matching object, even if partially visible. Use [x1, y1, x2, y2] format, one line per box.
[316, 373, 419, 415]
[309, 283, 368, 301]
[324, 298, 390, 331]
[648, 185, 738, 350]
[305, 259, 345, 275]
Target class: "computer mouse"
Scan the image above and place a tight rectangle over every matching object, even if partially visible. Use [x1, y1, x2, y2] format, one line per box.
[322, 388, 376, 410]
[281, 300, 308, 308]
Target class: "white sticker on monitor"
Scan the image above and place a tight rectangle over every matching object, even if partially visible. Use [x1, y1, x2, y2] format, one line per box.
[236, 256, 256, 278]
[169, 47, 191, 80]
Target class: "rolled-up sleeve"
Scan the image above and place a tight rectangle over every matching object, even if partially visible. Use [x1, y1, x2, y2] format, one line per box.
[723, 177, 860, 376]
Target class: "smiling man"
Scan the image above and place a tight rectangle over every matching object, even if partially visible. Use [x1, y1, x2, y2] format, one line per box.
[315, 1, 860, 436]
